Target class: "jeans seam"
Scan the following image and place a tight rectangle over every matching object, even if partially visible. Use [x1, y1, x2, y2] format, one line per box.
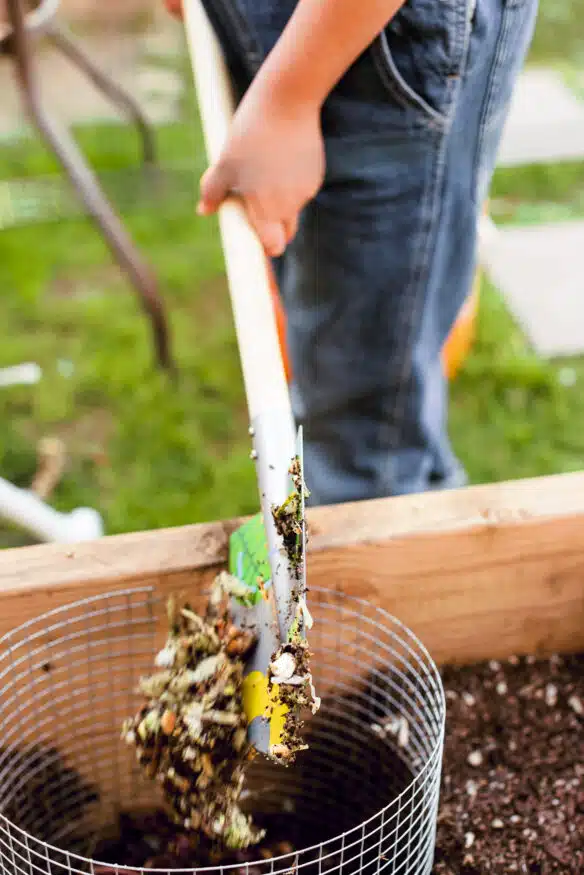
[372, 33, 447, 130]
[379, 2, 474, 472]
[383, 146, 444, 444]
[454, 0, 475, 70]
[379, 64, 468, 477]
[471, 3, 517, 202]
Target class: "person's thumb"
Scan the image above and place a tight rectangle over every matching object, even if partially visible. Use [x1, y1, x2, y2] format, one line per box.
[197, 163, 232, 216]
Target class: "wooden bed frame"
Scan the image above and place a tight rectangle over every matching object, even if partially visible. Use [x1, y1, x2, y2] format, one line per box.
[1, 471, 583, 665]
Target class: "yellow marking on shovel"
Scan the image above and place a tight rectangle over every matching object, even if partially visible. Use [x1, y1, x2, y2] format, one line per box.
[243, 671, 287, 749]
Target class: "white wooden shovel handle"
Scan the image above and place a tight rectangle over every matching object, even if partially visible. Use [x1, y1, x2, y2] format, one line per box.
[183, 0, 293, 426]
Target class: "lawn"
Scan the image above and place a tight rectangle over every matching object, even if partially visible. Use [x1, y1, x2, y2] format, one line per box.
[0, 7, 583, 542]
[529, 0, 584, 66]
[0, 120, 259, 539]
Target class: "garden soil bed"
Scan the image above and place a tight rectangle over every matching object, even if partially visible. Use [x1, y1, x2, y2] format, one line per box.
[91, 654, 583, 875]
[434, 652, 583, 874]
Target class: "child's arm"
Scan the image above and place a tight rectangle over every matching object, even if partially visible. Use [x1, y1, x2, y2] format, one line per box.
[244, 0, 405, 112]
[198, 0, 405, 256]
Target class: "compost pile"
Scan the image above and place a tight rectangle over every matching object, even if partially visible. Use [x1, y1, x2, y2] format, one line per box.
[91, 808, 298, 871]
[122, 574, 263, 851]
[434, 652, 583, 874]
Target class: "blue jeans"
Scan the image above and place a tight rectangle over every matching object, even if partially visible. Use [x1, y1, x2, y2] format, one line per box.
[202, 0, 538, 505]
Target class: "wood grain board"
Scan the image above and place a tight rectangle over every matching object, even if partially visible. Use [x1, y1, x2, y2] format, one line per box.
[1, 472, 583, 664]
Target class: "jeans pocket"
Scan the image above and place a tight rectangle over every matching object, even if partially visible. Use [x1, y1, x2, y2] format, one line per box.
[472, 0, 538, 203]
[370, 0, 474, 126]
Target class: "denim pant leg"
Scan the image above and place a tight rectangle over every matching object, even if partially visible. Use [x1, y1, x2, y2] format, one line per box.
[199, 0, 537, 506]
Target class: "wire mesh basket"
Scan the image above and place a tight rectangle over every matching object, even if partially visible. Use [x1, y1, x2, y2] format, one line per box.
[0, 584, 445, 875]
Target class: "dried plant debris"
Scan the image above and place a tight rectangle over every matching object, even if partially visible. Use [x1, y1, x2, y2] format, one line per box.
[271, 456, 308, 580]
[266, 616, 321, 765]
[122, 576, 264, 851]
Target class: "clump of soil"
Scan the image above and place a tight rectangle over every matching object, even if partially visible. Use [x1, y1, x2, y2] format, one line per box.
[435, 652, 583, 874]
[121, 575, 263, 851]
[271, 455, 306, 578]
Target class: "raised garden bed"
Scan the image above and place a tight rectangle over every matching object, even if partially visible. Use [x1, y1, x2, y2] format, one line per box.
[0, 472, 583, 872]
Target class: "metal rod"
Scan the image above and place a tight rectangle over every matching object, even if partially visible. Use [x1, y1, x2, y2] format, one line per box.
[4, 0, 175, 374]
[47, 23, 156, 168]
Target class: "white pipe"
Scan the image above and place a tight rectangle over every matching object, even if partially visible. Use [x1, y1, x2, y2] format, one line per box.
[0, 477, 104, 543]
[0, 363, 42, 388]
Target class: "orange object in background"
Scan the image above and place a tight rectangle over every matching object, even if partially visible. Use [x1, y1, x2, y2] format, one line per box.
[442, 270, 481, 381]
[269, 266, 480, 386]
[164, 0, 183, 18]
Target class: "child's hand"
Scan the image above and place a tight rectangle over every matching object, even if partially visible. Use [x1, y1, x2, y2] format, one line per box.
[197, 86, 325, 258]
[195, 0, 407, 256]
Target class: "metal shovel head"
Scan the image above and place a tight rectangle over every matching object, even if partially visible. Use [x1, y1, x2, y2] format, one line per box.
[228, 426, 308, 756]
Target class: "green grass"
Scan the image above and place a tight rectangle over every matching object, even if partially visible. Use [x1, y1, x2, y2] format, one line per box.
[529, 0, 584, 66]
[451, 0, 584, 486]
[0, 120, 258, 536]
[489, 161, 584, 225]
[563, 64, 584, 101]
[0, 8, 584, 542]
[451, 155, 584, 482]
[450, 282, 584, 484]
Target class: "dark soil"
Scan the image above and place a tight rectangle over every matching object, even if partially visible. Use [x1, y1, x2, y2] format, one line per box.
[90, 714, 413, 874]
[89, 808, 297, 872]
[434, 653, 583, 874]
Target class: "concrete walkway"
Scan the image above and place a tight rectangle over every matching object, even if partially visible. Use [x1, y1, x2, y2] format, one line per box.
[483, 220, 584, 358]
[482, 68, 584, 358]
[497, 69, 584, 167]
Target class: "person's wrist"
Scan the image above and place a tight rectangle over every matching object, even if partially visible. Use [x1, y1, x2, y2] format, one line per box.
[251, 58, 326, 117]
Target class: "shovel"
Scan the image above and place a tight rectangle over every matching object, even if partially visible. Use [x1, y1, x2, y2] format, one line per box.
[183, 0, 312, 759]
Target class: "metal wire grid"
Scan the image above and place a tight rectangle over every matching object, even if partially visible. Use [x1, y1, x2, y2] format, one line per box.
[0, 585, 445, 875]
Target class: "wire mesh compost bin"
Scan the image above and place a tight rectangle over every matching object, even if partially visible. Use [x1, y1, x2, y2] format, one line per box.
[0, 585, 445, 875]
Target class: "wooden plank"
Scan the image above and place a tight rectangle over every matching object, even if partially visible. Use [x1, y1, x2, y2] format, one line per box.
[0, 472, 583, 663]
